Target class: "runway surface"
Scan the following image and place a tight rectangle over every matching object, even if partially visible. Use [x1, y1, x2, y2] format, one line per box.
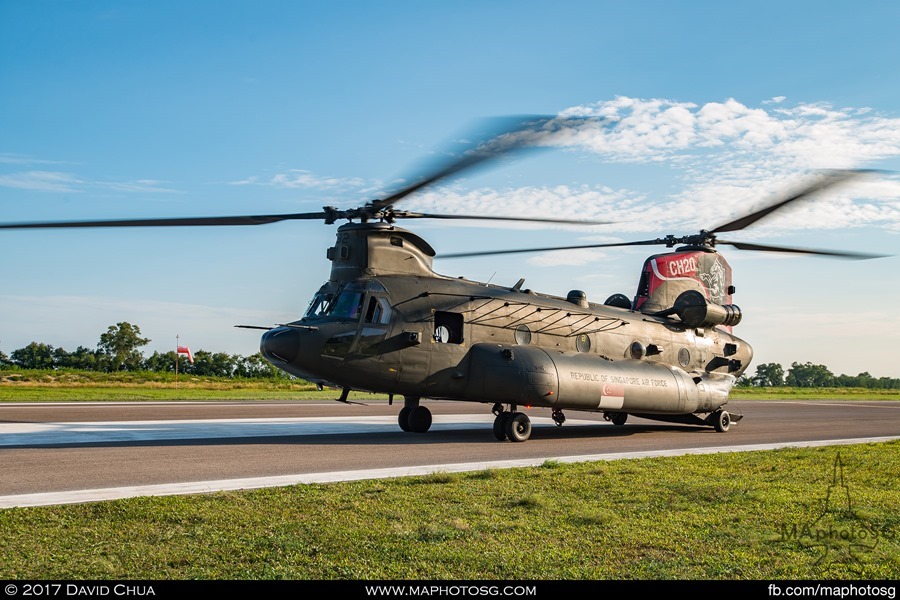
[1, 398, 898, 507]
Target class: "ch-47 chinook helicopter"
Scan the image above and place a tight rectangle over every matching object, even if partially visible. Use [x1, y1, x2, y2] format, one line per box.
[0, 117, 887, 442]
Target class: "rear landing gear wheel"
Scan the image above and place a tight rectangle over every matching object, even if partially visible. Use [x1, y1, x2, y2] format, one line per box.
[398, 406, 412, 432]
[493, 412, 510, 441]
[408, 406, 432, 433]
[505, 412, 532, 442]
[713, 410, 731, 433]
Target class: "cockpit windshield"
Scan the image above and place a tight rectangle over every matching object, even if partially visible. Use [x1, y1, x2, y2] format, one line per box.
[303, 281, 388, 323]
[327, 289, 365, 320]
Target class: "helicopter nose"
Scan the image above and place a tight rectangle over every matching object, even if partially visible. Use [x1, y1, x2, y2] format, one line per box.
[260, 327, 302, 363]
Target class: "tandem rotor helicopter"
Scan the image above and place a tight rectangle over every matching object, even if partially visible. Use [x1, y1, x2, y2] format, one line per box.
[1, 116, 887, 442]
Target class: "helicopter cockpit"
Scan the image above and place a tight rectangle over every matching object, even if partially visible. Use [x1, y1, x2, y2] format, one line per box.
[302, 281, 392, 325]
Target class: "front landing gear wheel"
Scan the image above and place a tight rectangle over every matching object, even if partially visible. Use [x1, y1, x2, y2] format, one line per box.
[505, 412, 532, 442]
[493, 412, 510, 441]
[611, 412, 628, 426]
[408, 406, 432, 433]
[713, 410, 731, 433]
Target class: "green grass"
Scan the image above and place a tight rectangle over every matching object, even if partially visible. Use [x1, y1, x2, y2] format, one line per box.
[0, 368, 387, 402]
[1, 442, 897, 580]
[731, 387, 900, 400]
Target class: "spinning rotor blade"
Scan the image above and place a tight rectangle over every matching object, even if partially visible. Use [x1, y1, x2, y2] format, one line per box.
[0, 209, 613, 231]
[716, 239, 887, 259]
[370, 115, 556, 211]
[396, 212, 614, 226]
[440, 168, 891, 260]
[0, 211, 330, 230]
[711, 169, 874, 233]
[440, 238, 665, 259]
[439, 235, 888, 261]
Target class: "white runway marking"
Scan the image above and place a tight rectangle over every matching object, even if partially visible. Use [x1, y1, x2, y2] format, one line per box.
[0, 414, 581, 447]
[0, 410, 896, 508]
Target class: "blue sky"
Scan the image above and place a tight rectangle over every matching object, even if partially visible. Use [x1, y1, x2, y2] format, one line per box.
[2, 1, 900, 377]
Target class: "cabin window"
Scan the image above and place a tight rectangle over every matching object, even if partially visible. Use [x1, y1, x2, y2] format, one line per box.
[515, 324, 532, 345]
[630, 341, 645, 359]
[576, 333, 592, 353]
[364, 296, 393, 324]
[434, 311, 464, 344]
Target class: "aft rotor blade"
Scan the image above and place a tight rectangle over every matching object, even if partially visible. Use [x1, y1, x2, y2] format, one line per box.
[0, 211, 328, 230]
[439, 238, 664, 259]
[718, 239, 888, 259]
[371, 115, 557, 210]
[397, 212, 614, 226]
[711, 169, 874, 234]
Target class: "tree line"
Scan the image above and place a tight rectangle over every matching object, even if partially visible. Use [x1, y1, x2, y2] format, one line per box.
[737, 361, 900, 388]
[2, 321, 899, 387]
[0, 322, 289, 379]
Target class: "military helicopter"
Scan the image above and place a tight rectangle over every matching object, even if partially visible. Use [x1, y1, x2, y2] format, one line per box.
[0, 116, 886, 442]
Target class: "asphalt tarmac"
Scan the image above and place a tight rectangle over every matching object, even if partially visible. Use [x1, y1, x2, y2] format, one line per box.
[1, 398, 898, 507]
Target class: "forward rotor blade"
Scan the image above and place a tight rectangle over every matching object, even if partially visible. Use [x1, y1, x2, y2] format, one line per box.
[439, 238, 664, 259]
[397, 212, 614, 226]
[717, 239, 888, 259]
[0, 211, 328, 230]
[371, 115, 557, 210]
[711, 169, 874, 234]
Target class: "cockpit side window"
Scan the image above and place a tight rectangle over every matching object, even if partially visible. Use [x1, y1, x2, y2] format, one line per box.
[304, 292, 333, 319]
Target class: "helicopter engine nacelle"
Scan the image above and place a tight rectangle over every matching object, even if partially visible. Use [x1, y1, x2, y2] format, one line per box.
[672, 290, 742, 329]
[465, 343, 730, 414]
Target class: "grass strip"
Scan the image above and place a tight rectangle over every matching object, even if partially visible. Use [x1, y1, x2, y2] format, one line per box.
[1, 441, 896, 580]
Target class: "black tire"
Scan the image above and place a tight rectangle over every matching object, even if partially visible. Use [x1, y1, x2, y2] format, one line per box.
[611, 412, 628, 426]
[714, 410, 731, 433]
[408, 406, 432, 433]
[398, 406, 412, 432]
[493, 412, 509, 441]
[505, 412, 532, 442]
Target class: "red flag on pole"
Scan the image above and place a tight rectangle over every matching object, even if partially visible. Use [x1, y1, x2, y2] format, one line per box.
[177, 346, 194, 363]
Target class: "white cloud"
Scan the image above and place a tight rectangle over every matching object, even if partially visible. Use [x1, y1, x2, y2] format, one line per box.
[0, 154, 69, 166]
[229, 169, 366, 191]
[527, 248, 608, 267]
[410, 98, 900, 235]
[0, 171, 83, 192]
[0, 170, 182, 194]
[404, 184, 642, 229]
[552, 97, 900, 167]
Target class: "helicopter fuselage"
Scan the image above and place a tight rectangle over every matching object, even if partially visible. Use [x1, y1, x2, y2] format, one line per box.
[259, 222, 752, 439]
